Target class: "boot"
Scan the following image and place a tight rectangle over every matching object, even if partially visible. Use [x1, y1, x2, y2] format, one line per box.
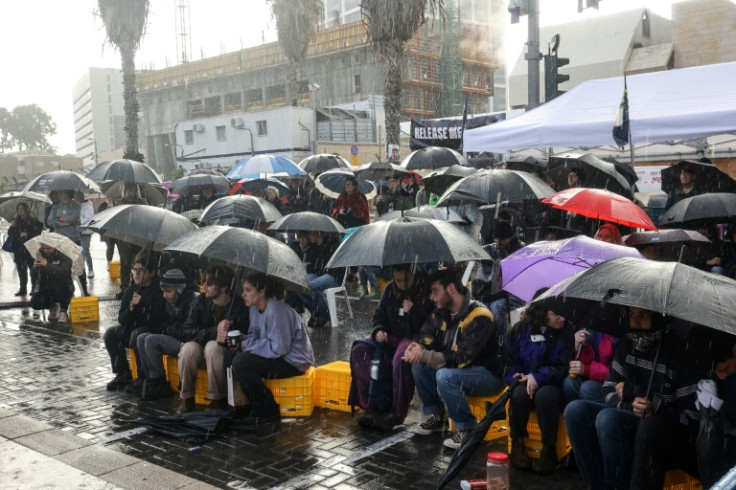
[510, 437, 533, 471]
[532, 445, 558, 475]
[250, 402, 281, 422]
[175, 397, 195, 414]
[141, 378, 174, 401]
[14, 288, 27, 297]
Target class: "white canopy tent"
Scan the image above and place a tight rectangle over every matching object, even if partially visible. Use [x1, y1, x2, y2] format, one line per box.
[465, 61, 736, 156]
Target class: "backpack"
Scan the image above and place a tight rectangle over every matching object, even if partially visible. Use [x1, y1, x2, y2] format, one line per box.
[348, 339, 394, 413]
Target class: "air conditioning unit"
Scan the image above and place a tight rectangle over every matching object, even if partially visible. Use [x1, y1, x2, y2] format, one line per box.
[230, 117, 245, 128]
[192, 123, 205, 132]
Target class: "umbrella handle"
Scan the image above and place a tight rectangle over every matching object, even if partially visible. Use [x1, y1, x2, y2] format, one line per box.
[642, 341, 662, 417]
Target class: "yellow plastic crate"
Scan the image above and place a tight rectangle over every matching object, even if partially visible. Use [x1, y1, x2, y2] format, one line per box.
[127, 348, 138, 379]
[109, 261, 121, 279]
[265, 366, 315, 416]
[315, 361, 353, 412]
[376, 277, 390, 294]
[70, 296, 99, 323]
[164, 355, 211, 405]
[449, 389, 510, 441]
[507, 412, 572, 461]
[663, 469, 702, 490]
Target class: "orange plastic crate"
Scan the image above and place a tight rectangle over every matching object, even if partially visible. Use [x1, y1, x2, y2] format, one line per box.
[663, 469, 702, 490]
[163, 355, 211, 405]
[127, 348, 137, 379]
[265, 366, 315, 416]
[70, 296, 99, 323]
[109, 261, 121, 279]
[315, 361, 353, 412]
[449, 389, 510, 441]
[507, 412, 572, 461]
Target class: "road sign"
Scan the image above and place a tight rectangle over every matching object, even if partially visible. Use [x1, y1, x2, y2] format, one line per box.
[350, 145, 358, 156]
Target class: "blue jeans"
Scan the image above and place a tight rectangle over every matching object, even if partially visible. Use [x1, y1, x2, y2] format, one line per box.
[296, 273, 339, 316]
[412, 363, 504, 431]
[562, 377, 603, 404]
[488, 294, 525, 338]
[358, 266, 392, 288]
[80, 234, 93, 272]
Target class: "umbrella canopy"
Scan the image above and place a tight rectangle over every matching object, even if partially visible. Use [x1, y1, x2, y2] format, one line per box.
[0, 191, 52, 221]
[227, 154, 305, 179]
[541, 187, 658, 231]
[547, 153, 634, 198]
[314, 168, 377, 199]
[661, 160, 736, 194]
[623, 229, 712, 262]
[86, 159, 162, 185]
[162, 225, 312, 294]
[84, 204, 198, 251]
[24, 231, 85, 278]
[400, 146, 470, 170]
[500, 235, 643, 303]
[659, 193, 736, 228]
[602, 157, 639, 186]
[504, 155, 548, 174]
[100, 180, 167, 206]
[534, 257, 736, 336]
[199, 195, 283, 226]
[188, 168, 225, 176]
[634, 191, 668, 209]
[268, 211, 345, 234]
[228, 176, 292, 197]
[23, 171, 101, 194]
[375, 205, 465, 223]
[326, 217, 491, 268]
[422, 165, 477, 196]
[354, 161, 411, 181]
[170, 174, 231, 195]
[436, 169, 555, 207]
[298, 154, 351, 172]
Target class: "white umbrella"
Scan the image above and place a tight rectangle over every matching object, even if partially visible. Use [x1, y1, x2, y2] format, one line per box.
[24, 231, 85, 278]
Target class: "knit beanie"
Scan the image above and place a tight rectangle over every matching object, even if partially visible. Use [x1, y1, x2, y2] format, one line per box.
[160, 268, 187, 293]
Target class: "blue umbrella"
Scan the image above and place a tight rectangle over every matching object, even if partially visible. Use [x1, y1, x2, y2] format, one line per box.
[227, 155, 305, 179]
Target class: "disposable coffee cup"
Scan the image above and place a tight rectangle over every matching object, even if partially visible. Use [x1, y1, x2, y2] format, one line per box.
[227, 330, 241, 349]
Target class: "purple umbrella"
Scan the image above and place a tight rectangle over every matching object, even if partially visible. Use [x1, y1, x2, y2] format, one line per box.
[500, 235, 642, 303]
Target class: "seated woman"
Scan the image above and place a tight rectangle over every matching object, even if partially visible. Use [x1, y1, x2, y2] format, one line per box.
[350, 264, 432, 431]
[225, 273, 315, 420]
[30, 242, 74, 322]
[563, 329, 618, 404]
[504, 301, 574, 475]
[135, 267, 199, 401]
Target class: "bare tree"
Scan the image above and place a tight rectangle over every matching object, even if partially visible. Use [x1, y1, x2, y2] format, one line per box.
[267, 0, 324, 106]
[361, 0, 444, 152]
[98, 0, 149, 162]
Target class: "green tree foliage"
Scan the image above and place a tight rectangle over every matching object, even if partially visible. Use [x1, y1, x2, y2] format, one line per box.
[0, 107, 14, 153]
[267, 0, 324, 106]
[0, 104, 56, 152]
[98, 0, 149, 162]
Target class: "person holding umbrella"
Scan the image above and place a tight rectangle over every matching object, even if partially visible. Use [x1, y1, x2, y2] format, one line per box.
[563, 307, 699, 490]
[332, 176, 370, 228]
[263, 185, 284, 214]
[74, 191, 95, 279]
[665, 161, 704, 210]
[46, 190, 88, 296]
[563, 329, 618, 404]
[30, 242, 74, 323]
[7, 202, 43, 297]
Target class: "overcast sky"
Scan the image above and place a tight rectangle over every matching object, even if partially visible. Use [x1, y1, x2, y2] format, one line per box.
[0, 0, 679, 156]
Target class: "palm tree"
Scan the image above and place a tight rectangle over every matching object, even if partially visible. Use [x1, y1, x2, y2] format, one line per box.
[361, 0, 444, 152]
[267, 0, 324, 106]
[98, 0, 149, 162]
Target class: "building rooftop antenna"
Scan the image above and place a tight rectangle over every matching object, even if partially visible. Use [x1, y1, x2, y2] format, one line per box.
[175, 0, 192, 64]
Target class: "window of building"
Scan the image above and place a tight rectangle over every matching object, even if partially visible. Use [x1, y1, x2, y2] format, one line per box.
[184, 130, 194, 145]
[256, 120, 268, 136]
[354, 74, 362, 93]
[216, 125, 227, 142]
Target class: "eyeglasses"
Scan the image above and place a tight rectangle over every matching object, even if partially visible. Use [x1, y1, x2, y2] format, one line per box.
[131, 267, 147, 274]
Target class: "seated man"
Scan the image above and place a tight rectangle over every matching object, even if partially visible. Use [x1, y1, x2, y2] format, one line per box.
[30, 242, 74, 323]
[564, 307, 700, 490]
[297, 230, 343, 328]
[350, 264, 432, 431]
[403, 269, 505, 449]
[176, 266, 249, 413]
[104, 253, 168, 392]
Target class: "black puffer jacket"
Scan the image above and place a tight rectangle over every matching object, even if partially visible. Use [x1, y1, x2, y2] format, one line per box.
[162, 287, 199, 341]
[180, 294, 250, 346]
[7, 215, 43, 259]
[371, 273, 432, 341]
[118, 277, 168, 332]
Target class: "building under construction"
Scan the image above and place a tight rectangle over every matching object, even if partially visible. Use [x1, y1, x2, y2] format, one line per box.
[136, 11, 500, 174]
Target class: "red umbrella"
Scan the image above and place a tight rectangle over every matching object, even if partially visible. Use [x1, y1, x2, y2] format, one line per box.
[541, 187, 658, 231]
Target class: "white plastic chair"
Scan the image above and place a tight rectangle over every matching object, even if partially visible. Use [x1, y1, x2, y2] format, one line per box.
[324, 268, 353, 328]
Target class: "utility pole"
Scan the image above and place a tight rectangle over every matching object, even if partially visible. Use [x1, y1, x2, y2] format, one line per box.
[526, 0, 541, 109]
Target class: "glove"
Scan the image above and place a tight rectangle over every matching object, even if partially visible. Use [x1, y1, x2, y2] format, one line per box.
[695, 379, 723, 411]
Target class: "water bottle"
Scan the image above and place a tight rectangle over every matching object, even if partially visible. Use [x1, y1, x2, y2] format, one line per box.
[486, 452, 509, 490]
[370, 360, 380, 380]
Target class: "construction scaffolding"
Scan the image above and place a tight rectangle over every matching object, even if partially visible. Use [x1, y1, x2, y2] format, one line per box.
[437, 4, 464, 118]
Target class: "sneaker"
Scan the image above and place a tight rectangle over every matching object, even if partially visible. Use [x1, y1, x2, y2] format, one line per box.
[141, 378, 174, 401]
[106, 372, 133, 391]
[443, 429, 470, 449]
[88, 271, 95, 279]
[413, 414, 445, 435]
[124, 377, 146, 396]
[58, 311, 69, 323]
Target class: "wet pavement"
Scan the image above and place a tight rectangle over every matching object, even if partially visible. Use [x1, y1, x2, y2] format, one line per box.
[0, 239, 586, 489]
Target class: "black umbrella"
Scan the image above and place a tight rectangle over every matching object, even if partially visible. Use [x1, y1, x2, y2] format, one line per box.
[99, 180, 167, 206]
[199, 195, 283, 226]
[659, 193, 736, 228]
[422, 165, 477, 196]
[23, 171, 101, 194]
[314, 168, 376, 199]
[436, 381, 518, 490]
[354, 161, 411, 181]
[298, 154, 351, 173]
[504, 155, 547, 174]
[623, 229, 712, 262]
[170, 174, 231, 195]
[132, 411, 232, 444]
[230, 176, 292, 197]
[547, 153, 633, 198]
[86, 159, 162, 185]
[325, 217, 491, 268]
[602, 157, 639, 186]
[435, 169, 555, 207]
[189, 168, 225, 176]
[661, 160, 736, 194]
[0, 191, 52, 221]
[163, 225, 312, 294]
[268, 211, 345, 234]
[83, 204, 198, 251]
[375, 205, 465, 223]
[400, 146, 470, 170]
[533, 257, 736, 336]
[465, 153, 495, 170]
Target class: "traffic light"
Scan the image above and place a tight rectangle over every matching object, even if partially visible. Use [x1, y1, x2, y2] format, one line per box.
[544, 53, 570, 101]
